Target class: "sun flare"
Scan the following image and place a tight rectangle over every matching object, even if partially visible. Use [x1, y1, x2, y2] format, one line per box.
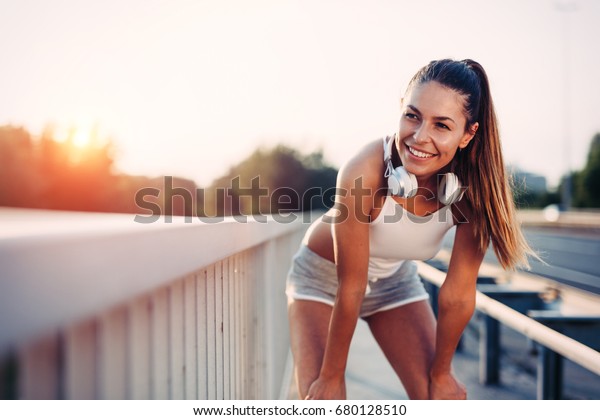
[54, 122, 100, 149]
[72, 127, 92, 148]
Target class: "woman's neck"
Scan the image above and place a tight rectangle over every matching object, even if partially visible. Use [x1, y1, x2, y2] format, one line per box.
[415, 175, 438, 197]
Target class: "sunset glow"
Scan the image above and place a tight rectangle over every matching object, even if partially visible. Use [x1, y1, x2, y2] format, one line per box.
[72, 127, 92, 149]
[1, 0, 599, 187]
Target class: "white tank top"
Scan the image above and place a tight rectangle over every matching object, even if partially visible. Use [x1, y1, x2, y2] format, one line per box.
[367, 139, 456, 279]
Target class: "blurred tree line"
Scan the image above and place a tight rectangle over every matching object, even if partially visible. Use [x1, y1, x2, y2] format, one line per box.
[0, 124, 135, 212]
[199, 145, 337, 217]
[4, 123, 598, 214]
[570, 133, 600, 208]
[513, 132, 600, 209]
[0, 125, 338, 217]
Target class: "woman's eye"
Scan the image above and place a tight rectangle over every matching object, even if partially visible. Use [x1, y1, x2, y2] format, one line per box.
[404, 113, 418, 120]
[436, 122, 450, 130]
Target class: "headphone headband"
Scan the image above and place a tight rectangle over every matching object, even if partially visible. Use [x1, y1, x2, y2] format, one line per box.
[383, 135, 395, 164]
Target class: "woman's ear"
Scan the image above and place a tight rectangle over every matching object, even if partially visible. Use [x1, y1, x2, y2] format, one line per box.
[459, 122, 479, 149]
[469, 122, 479, 136]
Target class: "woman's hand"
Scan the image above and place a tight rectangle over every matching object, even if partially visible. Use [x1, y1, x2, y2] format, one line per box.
[429, 372, 466, 400]
[305, 376, 346, 400]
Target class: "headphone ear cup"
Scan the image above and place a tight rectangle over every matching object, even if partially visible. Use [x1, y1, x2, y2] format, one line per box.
[439, 173, 463, 205]
[387, 170, 401, 196]
[401, 169, 418, 198]
[388, 167, 418, 198]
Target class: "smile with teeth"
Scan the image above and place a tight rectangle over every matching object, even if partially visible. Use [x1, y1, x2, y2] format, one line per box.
[408, 145, 435, 158]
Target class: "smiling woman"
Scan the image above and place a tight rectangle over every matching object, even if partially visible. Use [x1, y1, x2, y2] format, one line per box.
[285, 58, 540, 401]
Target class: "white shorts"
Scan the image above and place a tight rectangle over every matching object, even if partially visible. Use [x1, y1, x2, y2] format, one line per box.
[285, 245, 429, 318]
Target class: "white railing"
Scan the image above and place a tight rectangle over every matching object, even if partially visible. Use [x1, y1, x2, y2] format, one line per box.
[416, 261, 600, 377]
[0, 208, 310, 399]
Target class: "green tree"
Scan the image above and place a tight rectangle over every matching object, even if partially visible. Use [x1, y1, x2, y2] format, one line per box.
[0, 124, 144, 213]
[201, 144, 338, 217]
[0, 126, 43, 207]
[572, 133, 600, 208]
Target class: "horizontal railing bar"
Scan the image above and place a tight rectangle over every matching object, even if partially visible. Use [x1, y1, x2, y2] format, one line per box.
[0, 208, 312, 350]
[416, 261, 600, 377]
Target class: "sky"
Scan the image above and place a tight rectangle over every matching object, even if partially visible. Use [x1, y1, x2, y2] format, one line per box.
[1, 0, 599, 188]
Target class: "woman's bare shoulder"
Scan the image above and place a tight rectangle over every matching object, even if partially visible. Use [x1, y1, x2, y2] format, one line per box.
[337, 138, 385, 189]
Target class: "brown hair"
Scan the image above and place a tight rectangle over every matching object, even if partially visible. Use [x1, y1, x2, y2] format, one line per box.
[406, 59, 537, 270]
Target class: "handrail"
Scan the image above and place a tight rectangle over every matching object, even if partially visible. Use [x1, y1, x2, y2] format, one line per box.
[416, 261, 600, 377]
[0, 208, 311, 399]
[0, 208, 310, 350]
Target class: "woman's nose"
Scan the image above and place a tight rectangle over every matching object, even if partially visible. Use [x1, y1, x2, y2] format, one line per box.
[414, 124, 431, 143]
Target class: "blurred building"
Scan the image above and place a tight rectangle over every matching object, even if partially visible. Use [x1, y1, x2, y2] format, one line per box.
[509, 166, 548, 193]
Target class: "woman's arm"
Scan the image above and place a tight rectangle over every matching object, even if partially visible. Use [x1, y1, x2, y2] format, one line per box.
[306, 147, 379, 400]
[429, 212, 486, 399]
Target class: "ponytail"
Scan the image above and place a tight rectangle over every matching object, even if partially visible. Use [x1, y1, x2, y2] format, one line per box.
[462, 61, 536, 269]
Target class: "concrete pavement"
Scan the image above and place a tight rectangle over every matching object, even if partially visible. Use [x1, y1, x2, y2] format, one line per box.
[287, 309, 600, 400]
[343, 317, 537, 400]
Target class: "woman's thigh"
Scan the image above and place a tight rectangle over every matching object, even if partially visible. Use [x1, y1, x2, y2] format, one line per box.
[364, 300, 436, 400]
[287, 299, 333, 399]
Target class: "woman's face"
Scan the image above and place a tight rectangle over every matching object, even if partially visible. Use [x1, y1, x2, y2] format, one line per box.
[397, 81, 477, 184]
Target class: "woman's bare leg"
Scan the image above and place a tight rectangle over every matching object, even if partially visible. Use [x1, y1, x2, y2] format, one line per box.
[365, 300, 437, 400]
[287, 299, 334, 399]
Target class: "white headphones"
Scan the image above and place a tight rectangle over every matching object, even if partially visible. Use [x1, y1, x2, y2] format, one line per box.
[383, 135, 464, 205]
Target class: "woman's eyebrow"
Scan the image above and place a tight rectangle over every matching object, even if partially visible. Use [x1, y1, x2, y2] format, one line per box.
[407, 104, 456, 124]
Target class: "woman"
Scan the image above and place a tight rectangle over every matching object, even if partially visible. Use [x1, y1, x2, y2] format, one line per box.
[286, 58, 536, 400]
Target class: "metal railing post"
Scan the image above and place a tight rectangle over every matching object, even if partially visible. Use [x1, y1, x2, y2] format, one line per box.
[479, 314, 501, 384]
[538, 346, 563, 400]
[416, 260, 600, 400]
